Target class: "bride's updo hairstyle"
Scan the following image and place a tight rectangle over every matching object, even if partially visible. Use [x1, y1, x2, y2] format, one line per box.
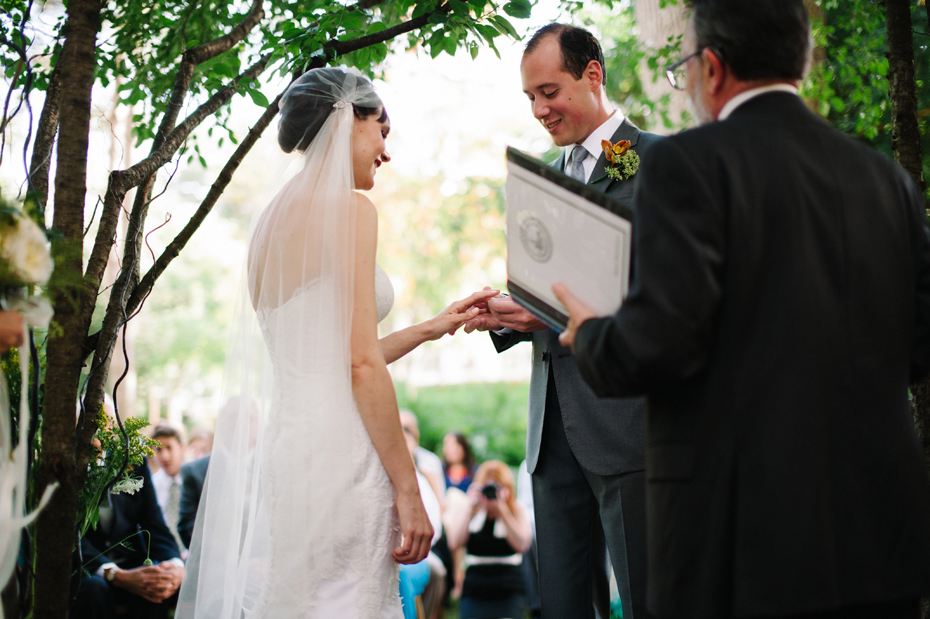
[277, 66, 385, 153]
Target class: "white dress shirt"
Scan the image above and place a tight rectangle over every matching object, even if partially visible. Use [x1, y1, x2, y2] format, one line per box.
[415, 446, 447, 496]
[151, 468, 181, 518]
[568, 109, 626, 183]
[718, 83, 799, 121]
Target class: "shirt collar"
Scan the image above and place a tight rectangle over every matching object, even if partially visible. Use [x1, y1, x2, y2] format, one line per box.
[575, 109, 625, 160]
[718, 84, 799, 121]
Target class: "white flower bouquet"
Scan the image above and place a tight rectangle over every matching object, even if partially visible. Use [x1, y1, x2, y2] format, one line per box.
[0, 203, 54, 329]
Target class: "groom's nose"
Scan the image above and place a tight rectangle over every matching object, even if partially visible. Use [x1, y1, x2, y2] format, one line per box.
[532, 99, 549, 120]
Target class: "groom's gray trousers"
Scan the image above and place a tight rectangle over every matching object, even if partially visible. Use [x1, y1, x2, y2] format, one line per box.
[532, 368, 648, 619]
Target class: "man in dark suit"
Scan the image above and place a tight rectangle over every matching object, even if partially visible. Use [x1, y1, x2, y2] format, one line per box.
[467, 24, 661, 619]
[555, 1, 930, 617]
[71, 462, 185, 619]
[178, 454, 210, 549]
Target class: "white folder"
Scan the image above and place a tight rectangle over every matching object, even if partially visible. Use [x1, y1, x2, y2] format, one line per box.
[505, 147, 633, 332]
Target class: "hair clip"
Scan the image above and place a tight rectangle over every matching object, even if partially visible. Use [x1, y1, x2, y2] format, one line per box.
[333, 101, 348, 109]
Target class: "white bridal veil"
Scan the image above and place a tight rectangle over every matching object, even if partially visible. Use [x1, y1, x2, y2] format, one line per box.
[177, 67, 391, 618]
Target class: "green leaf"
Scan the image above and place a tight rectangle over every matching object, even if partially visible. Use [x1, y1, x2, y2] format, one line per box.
[443, 34, 458, 56]
[503, 3, 531, 18]
[247, 88, 270, 107]
[490, 15, 519, 38]
[449, 0, 470, 16]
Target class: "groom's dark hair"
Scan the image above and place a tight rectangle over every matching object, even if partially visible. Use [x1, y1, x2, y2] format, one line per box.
[525, 24, 607, 86]
[688, 0, 811, 81]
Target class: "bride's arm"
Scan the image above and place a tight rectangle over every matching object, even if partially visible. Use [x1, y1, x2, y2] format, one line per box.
[380, 289, 499, 364]
[351, 194, 433, 564]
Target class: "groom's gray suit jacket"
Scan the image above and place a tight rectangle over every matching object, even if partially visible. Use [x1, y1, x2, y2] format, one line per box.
[493, 118, 662, 476]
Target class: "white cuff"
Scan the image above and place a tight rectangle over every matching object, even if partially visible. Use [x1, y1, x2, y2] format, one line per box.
[492, 327, 513, 336]
[163, 557, 185, 568]
[96, 562, 118, 578]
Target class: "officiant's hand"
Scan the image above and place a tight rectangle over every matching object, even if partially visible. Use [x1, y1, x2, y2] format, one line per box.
[552, 283, 596, 349]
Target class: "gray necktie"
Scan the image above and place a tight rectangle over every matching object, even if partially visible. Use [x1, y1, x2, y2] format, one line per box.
[168, 479, 185, 550]
[568, 146, 589, 182]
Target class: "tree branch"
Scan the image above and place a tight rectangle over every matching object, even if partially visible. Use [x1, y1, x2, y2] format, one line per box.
[82, 174, 127, 302]
[83, 53, 272, 297]
[27, 61, 62, 212]
[153, 0, 264, 152]
[125, 93, 283, 316]
[87, 0, 452, 351]
[328, 2, 451, 56]
[120, 53, 272, 190]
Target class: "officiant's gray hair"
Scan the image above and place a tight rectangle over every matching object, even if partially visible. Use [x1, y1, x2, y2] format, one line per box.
[688, 0, 812, 81]
[277, 67, 387, 154]
[524, 24, 607, 86]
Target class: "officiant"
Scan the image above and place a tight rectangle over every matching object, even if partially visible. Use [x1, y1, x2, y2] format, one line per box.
[554, 1, 930, 617]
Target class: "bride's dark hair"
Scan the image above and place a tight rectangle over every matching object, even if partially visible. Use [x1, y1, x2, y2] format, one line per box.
[277, 67, 386, 154]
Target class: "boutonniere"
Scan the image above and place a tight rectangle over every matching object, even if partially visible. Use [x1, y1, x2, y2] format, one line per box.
[591, 139, 640, 183]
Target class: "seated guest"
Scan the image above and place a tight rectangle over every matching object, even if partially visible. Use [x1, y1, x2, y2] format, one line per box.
[177, 454, 209, 550]
[150, 425, 186, 553]
[446, 461, 531, 619]
[71, 461, 184, 619]
[184, 428, 213, 462]
[442, 432, 475, 493]
[400, 411, 446, 619]
[400, 409, 446, 499]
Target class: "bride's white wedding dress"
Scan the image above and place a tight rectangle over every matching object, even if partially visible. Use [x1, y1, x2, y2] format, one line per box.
[252, 263, 402, 618]
[178, 67, 403, 619]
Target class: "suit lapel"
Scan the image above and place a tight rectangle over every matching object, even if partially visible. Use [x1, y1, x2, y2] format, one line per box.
[588, 118, 642, 193]
[553, 149, 568, 174]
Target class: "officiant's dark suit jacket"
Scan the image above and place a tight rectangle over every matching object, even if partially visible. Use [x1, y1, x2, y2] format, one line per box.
[574, 91, 930, 618]
[492, 117, 662, 619]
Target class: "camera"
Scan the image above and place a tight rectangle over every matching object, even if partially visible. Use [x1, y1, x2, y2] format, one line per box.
[480, 483, 500, 500]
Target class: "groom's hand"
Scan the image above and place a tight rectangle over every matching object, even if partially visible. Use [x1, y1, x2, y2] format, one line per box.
[552, 282, 596, 349]
[486, 295, 547, 333]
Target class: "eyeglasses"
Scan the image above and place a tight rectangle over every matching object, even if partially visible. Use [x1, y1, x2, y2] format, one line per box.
[666, 47, 715, 91]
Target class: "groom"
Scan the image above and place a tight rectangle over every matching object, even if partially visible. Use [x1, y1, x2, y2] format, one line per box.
[467, 24, 661, 619]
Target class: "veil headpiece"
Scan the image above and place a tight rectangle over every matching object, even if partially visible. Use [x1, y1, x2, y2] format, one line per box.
[177, 67, 387, 618]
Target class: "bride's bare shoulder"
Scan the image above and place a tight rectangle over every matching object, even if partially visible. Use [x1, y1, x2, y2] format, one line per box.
[354, 191, 377, 218]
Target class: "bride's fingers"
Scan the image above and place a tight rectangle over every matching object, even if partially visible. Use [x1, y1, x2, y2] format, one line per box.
[449, 289, 500, 313]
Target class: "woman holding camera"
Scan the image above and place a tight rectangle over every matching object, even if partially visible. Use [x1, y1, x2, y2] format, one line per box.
[446, 461, 532, 619]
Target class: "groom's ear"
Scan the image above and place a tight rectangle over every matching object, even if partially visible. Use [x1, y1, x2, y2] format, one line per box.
[584, 59, 604, 92]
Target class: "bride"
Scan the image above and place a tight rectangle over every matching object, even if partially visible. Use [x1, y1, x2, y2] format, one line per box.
[177, 67, 498, 618]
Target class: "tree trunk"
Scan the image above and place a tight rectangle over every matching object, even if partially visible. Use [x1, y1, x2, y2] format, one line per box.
[886, 4, 930, 613]
[34, 0, 102, 617]
[885, 0, 930, 461]
[884, 0, 925, 191]
[633, 0, 690, 133]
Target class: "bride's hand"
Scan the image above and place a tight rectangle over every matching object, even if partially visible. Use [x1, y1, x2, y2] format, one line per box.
[422, 289, 500, 340]
[393, 490, 434, 564]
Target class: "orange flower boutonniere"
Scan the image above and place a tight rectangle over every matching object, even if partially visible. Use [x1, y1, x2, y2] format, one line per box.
[593, 139, 640, 183]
